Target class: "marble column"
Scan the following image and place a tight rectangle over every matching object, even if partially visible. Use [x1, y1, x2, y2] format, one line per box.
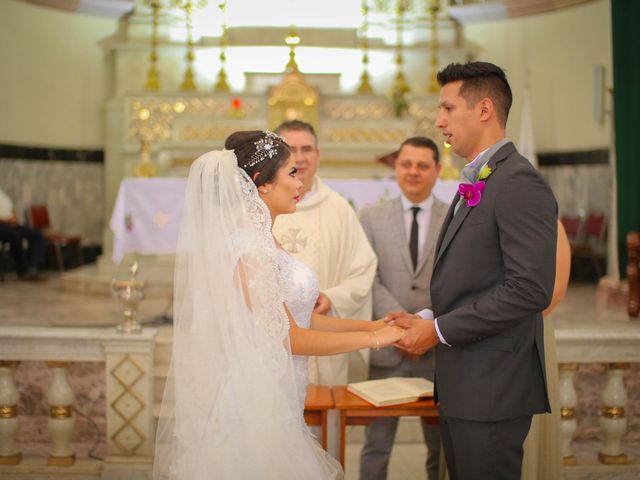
[559, 363, 578, 465]
[598, 362, 629, 464]
[47, 361, 76, 466]
[0, 361, 21, 465]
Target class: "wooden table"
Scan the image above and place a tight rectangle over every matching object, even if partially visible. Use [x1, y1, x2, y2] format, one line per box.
[331, 386, 439, 467]
[303, 385, 334, 449]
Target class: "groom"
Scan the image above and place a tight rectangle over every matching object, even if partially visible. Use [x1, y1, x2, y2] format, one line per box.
[390, 62, 557, 479]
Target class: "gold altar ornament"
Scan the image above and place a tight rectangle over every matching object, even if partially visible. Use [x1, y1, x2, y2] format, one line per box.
[268, 26, 319, 129]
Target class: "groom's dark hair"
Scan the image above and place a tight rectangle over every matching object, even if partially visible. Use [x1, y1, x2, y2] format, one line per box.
[437, 61, 512, 128]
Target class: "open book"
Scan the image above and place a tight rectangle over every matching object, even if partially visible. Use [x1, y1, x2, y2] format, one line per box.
[347, 377, 434, 407]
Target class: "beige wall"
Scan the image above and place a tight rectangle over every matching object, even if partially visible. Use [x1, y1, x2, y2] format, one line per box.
[464, 0, 612, 152]
[0, 0, 115, 148]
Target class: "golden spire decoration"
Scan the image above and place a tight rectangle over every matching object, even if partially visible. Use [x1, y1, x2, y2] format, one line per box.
[175, 0, 197, 91]
[427, 0, 440, 94]
[214, 0, 230, 92]
[357, 0, 373, 94]
[144, 0, 162, 91]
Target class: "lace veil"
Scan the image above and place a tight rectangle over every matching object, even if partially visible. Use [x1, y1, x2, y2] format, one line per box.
[153, 149, 341, 479]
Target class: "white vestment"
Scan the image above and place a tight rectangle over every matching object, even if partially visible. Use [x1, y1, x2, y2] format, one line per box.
[273, 176, 377, 385]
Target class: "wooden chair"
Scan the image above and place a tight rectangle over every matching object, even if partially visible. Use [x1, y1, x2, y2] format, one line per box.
[628, 232, 639, 317]
[27, 205, 83, 271]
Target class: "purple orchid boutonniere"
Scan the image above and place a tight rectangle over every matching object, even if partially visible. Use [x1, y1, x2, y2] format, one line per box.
[458, 165, 492, 208]
[459, 181, 485, 207]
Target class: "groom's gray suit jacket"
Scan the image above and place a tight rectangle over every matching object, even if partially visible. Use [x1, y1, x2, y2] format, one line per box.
[360, 196, 448, 368]
[431, 142, 557, 422]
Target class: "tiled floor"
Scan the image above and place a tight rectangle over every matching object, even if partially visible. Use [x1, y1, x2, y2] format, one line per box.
[1, 271, 639, 479]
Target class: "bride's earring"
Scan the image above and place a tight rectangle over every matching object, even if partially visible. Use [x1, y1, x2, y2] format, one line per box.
[261, 187, 268, 194]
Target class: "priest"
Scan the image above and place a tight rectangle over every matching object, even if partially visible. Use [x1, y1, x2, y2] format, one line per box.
[273, 120, 377, 386]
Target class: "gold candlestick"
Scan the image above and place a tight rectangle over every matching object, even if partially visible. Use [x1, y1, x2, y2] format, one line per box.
[357, 0, 373, 94]
[144, 0, 162, 91]
[391, 0, 410, 117]
[427, 0, 440, 94]
[177, 0, 197, 91]
[214, 0, 230, 92]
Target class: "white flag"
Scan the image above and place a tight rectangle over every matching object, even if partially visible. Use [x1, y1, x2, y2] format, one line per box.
[518, 87, 538, 168]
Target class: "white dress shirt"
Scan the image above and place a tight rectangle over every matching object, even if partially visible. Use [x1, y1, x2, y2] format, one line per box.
[400, 194, 433, 265]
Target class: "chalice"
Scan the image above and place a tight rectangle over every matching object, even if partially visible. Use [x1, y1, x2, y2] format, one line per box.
[111, 261, 145, 333]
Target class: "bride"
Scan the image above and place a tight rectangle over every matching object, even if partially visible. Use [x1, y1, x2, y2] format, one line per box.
[153, 130, 404, 479]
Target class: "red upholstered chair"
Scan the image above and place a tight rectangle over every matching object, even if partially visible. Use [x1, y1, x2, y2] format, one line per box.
[560, 213, 584, 248]
[28, 205, 83, 271]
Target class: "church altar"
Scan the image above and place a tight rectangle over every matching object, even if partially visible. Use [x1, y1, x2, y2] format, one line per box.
[109, 177, 459, 263]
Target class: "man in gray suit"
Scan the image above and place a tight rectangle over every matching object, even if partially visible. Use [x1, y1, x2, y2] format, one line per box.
[390, 62, 557, 480]
[358, 137, 447, 480]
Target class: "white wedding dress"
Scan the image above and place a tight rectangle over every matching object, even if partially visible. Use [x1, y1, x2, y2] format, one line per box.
[278, 248, 318, 408]
[154, 149, 342, 480]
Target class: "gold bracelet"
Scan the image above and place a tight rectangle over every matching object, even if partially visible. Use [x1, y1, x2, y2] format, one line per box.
[372, 330, 380, 351]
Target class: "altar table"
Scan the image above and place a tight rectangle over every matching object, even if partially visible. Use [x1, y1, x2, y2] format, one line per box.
[109, 177, 457, 263]
[331, 386, 438, 468]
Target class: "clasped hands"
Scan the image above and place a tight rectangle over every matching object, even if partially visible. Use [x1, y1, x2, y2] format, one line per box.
[381, 311, 440, 356]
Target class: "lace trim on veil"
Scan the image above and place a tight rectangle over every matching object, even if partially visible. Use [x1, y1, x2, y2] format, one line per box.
[235, 161, 290, 365]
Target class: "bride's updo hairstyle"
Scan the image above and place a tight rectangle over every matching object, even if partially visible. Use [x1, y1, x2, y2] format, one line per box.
[225, 130, 291, 187]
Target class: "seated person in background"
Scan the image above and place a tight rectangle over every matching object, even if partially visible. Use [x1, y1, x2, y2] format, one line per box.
[0, 188, 46, 280]
[358, 136, 447, 480]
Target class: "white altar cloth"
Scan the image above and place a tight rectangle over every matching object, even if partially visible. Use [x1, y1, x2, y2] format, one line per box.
[110, 178, 187, 263]
[110, 177, 458, 263]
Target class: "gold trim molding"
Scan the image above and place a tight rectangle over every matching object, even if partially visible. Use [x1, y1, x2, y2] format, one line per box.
[560, 407, 575, 420]
[48, 453, 76, 466]
[559, 363, 579, 371]
[598, 451, 628, 465]
[601, 406, 625, 419]
[0, 405, 18, 418]
[50, 405, 73, 419]
[607, 362, 630, 370]
[46, 361, 72, 369]
[0, 452, 22, 465]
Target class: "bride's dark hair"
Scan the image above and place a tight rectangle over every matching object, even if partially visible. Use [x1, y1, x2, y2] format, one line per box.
[225, 130, 291, 187]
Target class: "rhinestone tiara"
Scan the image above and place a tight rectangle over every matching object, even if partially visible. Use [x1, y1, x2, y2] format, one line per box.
[245, 130, 286, 168]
